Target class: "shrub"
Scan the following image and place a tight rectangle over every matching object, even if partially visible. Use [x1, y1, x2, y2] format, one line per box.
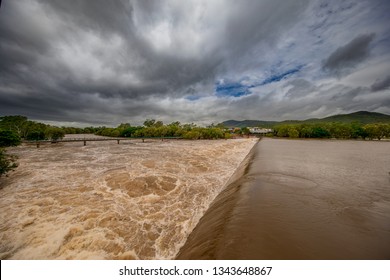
[0, 148, 18, 177]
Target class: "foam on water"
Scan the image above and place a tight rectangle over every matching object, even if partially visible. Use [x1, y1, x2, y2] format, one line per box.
[0, 136, 257, 259]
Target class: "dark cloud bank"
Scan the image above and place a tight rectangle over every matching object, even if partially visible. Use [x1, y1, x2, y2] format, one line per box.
[0, 0, 389, 126]
[322, 33, 375, 75]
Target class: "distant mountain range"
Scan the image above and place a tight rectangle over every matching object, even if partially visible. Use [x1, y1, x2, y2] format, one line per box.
[221, 111, 390, 128]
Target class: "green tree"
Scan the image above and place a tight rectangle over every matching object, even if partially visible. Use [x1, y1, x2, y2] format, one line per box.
[143, 119, 156, 127]
[83, 127, 97, 134]
[288, 126, 299, 138]
[0, 115, 28, 136]
[142, 127, 158, 137]
[183, 130, 201, 139]
[117, 123, 131, 130]
[154, 121, 164, 127]
[166, 122, 181, 137]
[275, 125, 289, 137]
[0, 130, 21, 147]
[364, 124, 381, 140]
[110, 129, 121, 137]
[156, 126, 169, 137]
[26, 130, 46, 141]
[133, 129, 145, 138]
[328, 123, 352, 139]
[350, 123, 367, 139]
[62, 126, 76, 134]
[299, 124, 313, 138]
[241, 127, 250, 136]
[45, 127, 65, 141]
[311, 126, 330, 138]
[383, 124, 390, 138]
[377, 124, 390, 139]
[121, 126, 141, 137]
[224, 133, 232, 139]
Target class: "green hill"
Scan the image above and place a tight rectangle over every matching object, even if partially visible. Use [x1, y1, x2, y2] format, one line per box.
[221, 111, 390, 128]
[312, 111, 390, 124]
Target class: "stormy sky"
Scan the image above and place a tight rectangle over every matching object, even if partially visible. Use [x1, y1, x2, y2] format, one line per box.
[0, 0, 389, 126]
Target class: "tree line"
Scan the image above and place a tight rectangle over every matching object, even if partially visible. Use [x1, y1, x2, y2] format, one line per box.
[0, 116, 66, 142]
[1, 115, 390, 177]
[2, 115, 390, 144]
[273, 122, 390, 140]
[0, 116, 231, 142]
[0, 116, 230, 177]
[95, 119, 230, 140]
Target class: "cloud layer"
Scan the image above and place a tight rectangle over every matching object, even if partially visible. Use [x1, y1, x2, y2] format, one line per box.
[0, 0, 389, 126]
[322, 33, 375, 75]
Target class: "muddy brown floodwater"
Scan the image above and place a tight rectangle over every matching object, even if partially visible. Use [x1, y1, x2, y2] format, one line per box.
[0, 136, 257, 259]
[177, 138, 390, 259]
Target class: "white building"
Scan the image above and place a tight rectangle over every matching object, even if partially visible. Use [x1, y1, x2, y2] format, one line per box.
[248, 127, 273, 134]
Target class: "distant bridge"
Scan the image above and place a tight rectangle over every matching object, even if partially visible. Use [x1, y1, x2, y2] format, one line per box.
[23, 137, 183, 148]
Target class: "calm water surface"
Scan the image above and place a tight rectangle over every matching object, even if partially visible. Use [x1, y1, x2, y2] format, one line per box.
[177, 138, 390, 259]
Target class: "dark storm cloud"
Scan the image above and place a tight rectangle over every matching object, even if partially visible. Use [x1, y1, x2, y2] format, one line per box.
[371, 76, 390, 92]
[322, 33, 376, 74]
[0, 0, 311, 124]
[0, 0, 389, 125]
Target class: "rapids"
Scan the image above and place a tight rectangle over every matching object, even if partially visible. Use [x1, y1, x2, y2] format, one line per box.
[0, 136, 257, 259]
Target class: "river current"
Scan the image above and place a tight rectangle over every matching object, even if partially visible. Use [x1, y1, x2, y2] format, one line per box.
[2, 137, 389, 259]
[0, 137, 256, 259]
[177, 138, 390, 259]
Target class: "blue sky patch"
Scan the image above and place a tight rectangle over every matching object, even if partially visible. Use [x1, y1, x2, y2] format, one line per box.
[260, 65, 304, 86]
[216, 65, 304, 98]
[215, 81, 252, 97]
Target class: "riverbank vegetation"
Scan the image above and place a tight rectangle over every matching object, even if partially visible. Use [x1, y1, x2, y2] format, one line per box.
[94, 120, 229, 140]
[0, 116, 230, 142]
[0, 116, 230, 177]
[2, 115, 390, 143]
[272, 122, 390, 140]
[0, 116, 65, 142]
[1, 114, 390, 177]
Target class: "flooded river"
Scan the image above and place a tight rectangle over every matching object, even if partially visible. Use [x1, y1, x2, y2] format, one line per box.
[0, 137, 256, 259]
[177, 138, 390, 259]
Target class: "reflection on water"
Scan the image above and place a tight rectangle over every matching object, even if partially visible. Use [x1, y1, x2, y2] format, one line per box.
[0, 136, 256, 259]
[177, 138, 390, 259]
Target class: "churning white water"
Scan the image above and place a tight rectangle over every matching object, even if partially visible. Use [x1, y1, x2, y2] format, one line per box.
[0, 136, 257, 259]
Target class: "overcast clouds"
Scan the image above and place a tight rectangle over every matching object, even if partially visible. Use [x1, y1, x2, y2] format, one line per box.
[0, 0, 389, 126]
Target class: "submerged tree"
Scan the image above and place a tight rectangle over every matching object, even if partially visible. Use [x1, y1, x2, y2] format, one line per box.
[0, 149, 18, 177]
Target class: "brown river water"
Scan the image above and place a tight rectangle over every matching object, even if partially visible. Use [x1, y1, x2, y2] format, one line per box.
[177, 138, 390, 259]
[0, 136, 257, 259]
[2, 137, 389, 260]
